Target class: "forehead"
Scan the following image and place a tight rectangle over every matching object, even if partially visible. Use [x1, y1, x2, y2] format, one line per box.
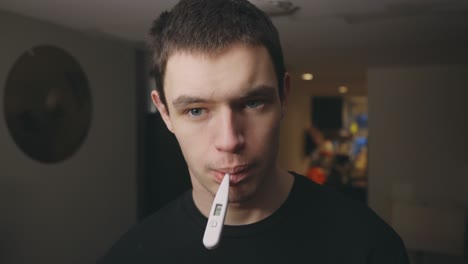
[163, 44, 277, 101]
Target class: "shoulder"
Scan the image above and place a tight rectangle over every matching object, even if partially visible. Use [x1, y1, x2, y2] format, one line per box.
[132, 191, 188, 235]
[291, 172, 383, 224]
[97, 192, 189, 263]
[290, 172, 405, 247]
[289, 172, 408, 262]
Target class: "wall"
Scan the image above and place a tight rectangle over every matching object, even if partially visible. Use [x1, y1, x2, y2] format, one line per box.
[0, 11, 137, 264]
[278, 78, 312, 174]
[367, 65, 468, 264]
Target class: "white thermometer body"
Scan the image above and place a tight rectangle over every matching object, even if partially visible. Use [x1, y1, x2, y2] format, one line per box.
[203, 173, 230, 250]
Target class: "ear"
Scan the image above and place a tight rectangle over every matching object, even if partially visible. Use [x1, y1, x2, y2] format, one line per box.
[151, 90, 174, 133]
[280, 72, 291, 119]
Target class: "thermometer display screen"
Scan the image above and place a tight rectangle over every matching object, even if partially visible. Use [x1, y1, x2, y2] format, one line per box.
[214, 204, 223, 216]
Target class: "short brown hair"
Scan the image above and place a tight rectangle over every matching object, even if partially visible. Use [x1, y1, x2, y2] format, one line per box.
[147, 0, 286, 106]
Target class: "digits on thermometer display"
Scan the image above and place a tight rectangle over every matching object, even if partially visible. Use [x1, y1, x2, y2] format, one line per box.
[214, 204, 223, 216]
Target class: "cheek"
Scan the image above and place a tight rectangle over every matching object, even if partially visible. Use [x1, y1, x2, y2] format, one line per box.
[247, 114, 282, 151]
[173, 126, 210, 163]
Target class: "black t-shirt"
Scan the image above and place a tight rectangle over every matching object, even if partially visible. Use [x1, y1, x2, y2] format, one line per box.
[98, 172, 409, 264]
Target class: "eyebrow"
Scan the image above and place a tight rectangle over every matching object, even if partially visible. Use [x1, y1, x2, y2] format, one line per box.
[171, 84, 277, 109]
[172, 96, 208, 109]
[239, 85, 277, 100]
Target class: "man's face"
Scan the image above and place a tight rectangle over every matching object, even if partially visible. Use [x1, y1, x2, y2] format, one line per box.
[152, 44, 288, 204]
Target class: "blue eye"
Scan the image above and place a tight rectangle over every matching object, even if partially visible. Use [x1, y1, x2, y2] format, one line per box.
[246, 100, 263, 109]
[188, 108, 204, 117]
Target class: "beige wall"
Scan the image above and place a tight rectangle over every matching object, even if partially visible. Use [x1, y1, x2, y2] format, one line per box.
[278, 78, 311, 174]
[0, 11, 137, 264]
[367, 65, 468, 264]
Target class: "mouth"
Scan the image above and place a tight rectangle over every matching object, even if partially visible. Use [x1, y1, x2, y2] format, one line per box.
[213, 164, 254, 185]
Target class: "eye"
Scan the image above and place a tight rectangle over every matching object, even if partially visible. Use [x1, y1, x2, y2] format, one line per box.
[245, 100, 264, 109]
[188, 108, 205, 117]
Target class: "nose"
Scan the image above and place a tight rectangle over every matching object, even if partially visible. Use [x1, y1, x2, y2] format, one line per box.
[214, 109, 245, 153]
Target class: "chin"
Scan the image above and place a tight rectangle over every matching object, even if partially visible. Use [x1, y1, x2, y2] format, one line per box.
[227, 185, 256, 204]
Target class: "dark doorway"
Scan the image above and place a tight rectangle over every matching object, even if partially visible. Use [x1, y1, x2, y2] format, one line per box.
[135, 50, 191, 220]
[141, 113, 191, 219]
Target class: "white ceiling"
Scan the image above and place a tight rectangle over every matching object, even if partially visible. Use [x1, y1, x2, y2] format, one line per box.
[1, 0, 468, 95]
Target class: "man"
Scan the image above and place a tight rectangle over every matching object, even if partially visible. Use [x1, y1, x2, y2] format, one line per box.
[98, 0, 409, 263]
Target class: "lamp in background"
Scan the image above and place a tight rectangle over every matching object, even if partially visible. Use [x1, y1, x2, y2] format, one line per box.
[248, 0, 299, 16]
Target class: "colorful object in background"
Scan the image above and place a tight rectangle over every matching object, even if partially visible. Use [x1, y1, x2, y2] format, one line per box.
[319, 140, 334, 157]
[350, 121, 359, 135]
[355, 113, 368, 128]
[306, 166, 327, 185]
[351, 136, 367, 157]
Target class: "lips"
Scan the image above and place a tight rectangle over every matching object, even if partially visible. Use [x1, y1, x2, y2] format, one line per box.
[213, 164, 253, 184]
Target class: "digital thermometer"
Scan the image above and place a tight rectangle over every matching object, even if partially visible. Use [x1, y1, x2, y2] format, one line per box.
[203, 173, 230, 250]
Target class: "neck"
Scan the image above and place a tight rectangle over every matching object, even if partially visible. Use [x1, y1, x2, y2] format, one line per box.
[193, 167, 294, 226]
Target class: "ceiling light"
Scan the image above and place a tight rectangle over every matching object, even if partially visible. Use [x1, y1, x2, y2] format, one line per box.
[248, 0, 299, 16]
[339, 86, 348, 94]
[302, 73, 314, 81]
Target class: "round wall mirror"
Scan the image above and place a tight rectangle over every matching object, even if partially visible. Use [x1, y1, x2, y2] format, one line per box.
[4, 45, 92, 163]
